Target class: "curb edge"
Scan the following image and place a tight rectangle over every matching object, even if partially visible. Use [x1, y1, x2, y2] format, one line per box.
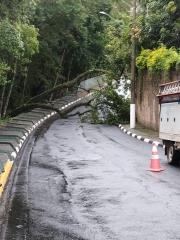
[118, 124, 164, 148]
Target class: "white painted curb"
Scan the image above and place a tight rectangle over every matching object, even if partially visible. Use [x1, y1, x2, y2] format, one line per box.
[118, 124, 164, 148]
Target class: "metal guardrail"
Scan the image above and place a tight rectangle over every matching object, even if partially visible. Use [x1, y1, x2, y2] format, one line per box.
[158, 80, 180, 96]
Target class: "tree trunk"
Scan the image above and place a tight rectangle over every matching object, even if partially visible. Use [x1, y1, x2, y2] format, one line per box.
[3, 60, 18, 117]
[0, 84, 6, 118]
[22, 65, 29, 104]
[67, 57, 73, 82]
[49, 49, 65, 101]
[26, 69, 106, 104]
[66, 57, 73, 94]
[49, 71, 59, 102]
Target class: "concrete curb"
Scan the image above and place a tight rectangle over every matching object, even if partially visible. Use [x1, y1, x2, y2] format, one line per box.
[119, 124, 164, 148]
[0, 92, 93, 198]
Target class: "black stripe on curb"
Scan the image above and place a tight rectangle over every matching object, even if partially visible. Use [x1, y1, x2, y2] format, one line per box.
[119, 124, 164, 148]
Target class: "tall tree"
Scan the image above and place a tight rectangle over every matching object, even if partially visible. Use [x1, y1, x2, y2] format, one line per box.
[28, 0, 111, 98]
[0, 20, 24, 116]
[138, 0, 180, 49]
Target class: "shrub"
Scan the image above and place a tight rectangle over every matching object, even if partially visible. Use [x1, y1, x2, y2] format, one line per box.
[136, 46, 180, 72]
[89, 82, 130, 125]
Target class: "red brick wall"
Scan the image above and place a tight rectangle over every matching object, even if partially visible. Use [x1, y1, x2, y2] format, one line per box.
[136, 71, 180, 131]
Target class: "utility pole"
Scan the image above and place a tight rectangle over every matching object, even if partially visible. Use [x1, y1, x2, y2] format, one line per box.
[130, 0, 137, 129]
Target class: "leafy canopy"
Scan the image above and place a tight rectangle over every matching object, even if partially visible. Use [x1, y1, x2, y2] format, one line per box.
[17, 23, 39, 58]
[138, 0, 180, 49]
[0, 62, 10, 86]
[0, 20, 24, 60]
[136, 46, 180, 71]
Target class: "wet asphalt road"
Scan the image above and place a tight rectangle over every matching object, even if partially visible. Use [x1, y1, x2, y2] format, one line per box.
[3, 116, 180, 240]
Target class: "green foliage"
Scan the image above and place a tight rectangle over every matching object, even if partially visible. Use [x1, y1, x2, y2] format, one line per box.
[86, 108, 103, 124]
[28, 0, 111, 92]
[138, 0, 180, 49]
[0, 0, 178, 118]
[103, 12, 131, 79]
[17, 23, 39, 58]
[0, 116, 11, 125]
[0, 14, 39, 115]
[91, 82, 130, 125]
[136, 46, 180, 72]
[136, 49, 151, 70]
[166, 1, 177, 13]
[0, 20, 24, 60]
[176, 50, 180, 70]
[0, 0, 38, 22]
[0, 62, 10, 86]
[0, 1, 109, 116]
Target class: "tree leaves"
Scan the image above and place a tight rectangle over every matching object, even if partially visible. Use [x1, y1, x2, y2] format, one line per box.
[138, 0, 180, 48]
[0, 62, 10, 86]
[17, 23, 39, 58]
[0, 20, 24, 61]
[136, 46, 180, 72]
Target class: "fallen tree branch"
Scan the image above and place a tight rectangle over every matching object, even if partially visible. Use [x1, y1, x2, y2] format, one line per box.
[26, 69, 107, 104]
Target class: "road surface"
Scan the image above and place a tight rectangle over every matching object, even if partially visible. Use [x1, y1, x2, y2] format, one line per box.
[3, 116, 180, 240]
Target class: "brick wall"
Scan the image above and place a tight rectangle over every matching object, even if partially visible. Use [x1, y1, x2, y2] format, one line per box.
[136, 71, 180, 131]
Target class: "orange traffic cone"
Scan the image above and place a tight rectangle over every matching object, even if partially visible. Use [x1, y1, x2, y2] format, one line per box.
[148, 144, 165, 172]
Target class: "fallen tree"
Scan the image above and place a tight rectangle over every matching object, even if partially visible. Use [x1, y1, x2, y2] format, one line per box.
[26, 69, 106, 104]
[9, 96, 93, 118]
[9, 69, 106, 117]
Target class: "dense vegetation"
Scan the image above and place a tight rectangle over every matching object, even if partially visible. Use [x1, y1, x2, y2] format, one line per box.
[88, 83, 130, 125]
[136, 0, 180, 72]
[138, 0, 180, 49]
[136, 46, 180, 72]
[0, 0, 179, 120]
[0, 0, 112, 117]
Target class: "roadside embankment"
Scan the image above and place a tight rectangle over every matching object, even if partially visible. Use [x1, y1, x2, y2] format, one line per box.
[0, 92, 93, 199]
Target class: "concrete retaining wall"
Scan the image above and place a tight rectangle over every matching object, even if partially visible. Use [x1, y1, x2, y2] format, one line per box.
[136, 71, 180, 131]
